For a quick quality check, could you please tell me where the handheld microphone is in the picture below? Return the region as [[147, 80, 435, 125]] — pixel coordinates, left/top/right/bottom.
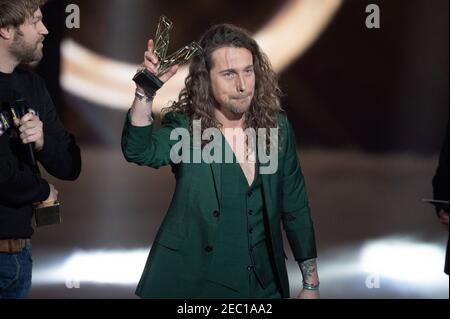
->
[[15, 97, 38, 171]]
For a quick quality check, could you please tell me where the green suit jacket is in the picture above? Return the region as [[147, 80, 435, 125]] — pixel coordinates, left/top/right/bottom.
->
[[122, 111, 317, 298]]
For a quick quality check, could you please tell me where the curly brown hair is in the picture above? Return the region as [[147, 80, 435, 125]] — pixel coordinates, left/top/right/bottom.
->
[[164, 24, 283, 148]]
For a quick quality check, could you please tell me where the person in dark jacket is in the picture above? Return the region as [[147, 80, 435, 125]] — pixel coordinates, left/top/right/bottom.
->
[[0, 0, 81, 298], [432, 124, 449, 275]]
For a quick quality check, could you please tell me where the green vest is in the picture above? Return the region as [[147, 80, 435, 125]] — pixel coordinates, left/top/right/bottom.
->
[[206, 136, 277, 293]]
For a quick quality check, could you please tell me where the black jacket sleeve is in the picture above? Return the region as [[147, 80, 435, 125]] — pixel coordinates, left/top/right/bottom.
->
[[35, 83, 81, 181], [0, 150, 51, 205]]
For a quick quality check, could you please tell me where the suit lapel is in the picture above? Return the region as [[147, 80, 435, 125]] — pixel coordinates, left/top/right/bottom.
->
[[210, 162, 221, 208]]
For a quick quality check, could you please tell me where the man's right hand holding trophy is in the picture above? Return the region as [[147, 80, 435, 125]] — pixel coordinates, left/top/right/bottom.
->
[[130, 38, 179, 127], [130, 16, 202, 127]]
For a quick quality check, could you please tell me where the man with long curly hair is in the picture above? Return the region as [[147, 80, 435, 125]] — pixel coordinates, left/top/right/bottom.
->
[[122, 24, 319, 299]]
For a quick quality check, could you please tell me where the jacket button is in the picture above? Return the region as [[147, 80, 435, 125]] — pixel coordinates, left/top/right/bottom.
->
[[247, 266, 254, 271], [213, 210, 220, 218], [205, 246, 213, 252], [248, 209, 253, 215], [247, 191, 253, 197]]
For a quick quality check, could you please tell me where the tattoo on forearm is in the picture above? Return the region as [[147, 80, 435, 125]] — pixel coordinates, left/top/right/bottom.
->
[[300, 259, 316, 281]]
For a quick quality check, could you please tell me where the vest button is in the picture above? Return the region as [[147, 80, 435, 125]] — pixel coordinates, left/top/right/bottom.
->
[[248, 210, 253, 215], [205, 246, 213, 252], [247, 191, 253, 197], [213, 210, 220, 218], [249, 228, 253, 234]]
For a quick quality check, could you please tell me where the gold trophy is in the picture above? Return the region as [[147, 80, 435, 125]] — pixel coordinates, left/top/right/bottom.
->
[[133, 16, 202, 95]]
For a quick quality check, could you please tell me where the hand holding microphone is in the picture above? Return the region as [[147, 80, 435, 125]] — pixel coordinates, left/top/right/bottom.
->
[[15, 99, 44, 152], [15, 99, 58, 202]]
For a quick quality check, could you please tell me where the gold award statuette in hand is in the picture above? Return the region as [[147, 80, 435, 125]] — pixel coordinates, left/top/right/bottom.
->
[[133, 16, 202, 96]]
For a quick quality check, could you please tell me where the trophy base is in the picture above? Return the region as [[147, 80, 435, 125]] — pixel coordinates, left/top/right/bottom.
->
[[133, 69, 164, 96], [33, 201, 61, 227]]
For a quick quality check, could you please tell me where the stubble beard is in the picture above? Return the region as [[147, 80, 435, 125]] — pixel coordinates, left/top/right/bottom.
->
[[226, 96, 253, 115], [9, 28, 43, 64]]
